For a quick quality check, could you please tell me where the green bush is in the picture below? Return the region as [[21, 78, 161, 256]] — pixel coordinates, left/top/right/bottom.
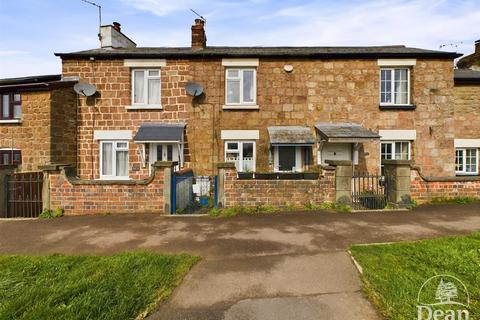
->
[[430, 196, 480, 205], [39, 208, 64, 219]]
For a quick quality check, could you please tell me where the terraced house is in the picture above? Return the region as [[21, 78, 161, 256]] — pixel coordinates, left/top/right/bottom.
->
[[56, 19, 463, 181]]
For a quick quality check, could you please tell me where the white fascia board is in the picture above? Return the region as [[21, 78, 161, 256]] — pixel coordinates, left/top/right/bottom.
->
[[454, 139, 480, 148], [379, 130, 416, 141], [222, 59, 259, 67], [124, 59, 167, 67], [94, 130, 132, 140], [221, 130, 260, 140], [377, 59, 417, 66]]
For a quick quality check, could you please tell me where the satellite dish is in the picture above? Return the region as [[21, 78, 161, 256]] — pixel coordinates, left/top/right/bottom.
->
[[185, 82, 204, 97], [74, 82, 97, 97]]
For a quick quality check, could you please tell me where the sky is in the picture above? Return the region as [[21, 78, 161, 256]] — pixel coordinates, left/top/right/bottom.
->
[[0, 0, 479, 78]]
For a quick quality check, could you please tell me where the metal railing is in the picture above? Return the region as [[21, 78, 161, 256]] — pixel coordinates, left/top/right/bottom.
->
[[6, 172, 43, 218], [352, 173, 391, 210]]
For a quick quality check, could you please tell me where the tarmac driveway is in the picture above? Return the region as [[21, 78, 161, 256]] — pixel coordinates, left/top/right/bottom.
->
[[1, 204, 480, 319]]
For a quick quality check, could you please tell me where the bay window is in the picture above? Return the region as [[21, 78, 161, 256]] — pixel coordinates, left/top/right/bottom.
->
[[380, 68, 410, 105], [456, 148, 478, 175], [225, 141, 255, 172], [225, 68, 256, 106], [132, 69, 161, 107], [100, 141, 129, 179]]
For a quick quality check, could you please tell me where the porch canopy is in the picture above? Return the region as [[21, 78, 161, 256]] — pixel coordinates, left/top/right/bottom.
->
[[315, 122, 380, 143], [267, 126, 315, 146], [133, 122, 186, 143]]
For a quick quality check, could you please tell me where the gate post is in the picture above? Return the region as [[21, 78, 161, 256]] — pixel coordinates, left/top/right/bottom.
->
[[383, 160, 412, 206], [326, 160, 353, 205], [216, 162, 236, 208], [0, 164, 18, 218], [154, 161, 177, 214]]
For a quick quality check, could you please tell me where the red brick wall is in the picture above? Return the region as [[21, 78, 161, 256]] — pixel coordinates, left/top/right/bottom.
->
[[411, 170, 480, 203], [48, 167, 166, 215], [223, 167, 335, 208]]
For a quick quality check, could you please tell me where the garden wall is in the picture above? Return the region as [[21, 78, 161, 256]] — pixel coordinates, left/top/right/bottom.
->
[[45, 162, 173, 215], [411, 169, 480, 203], [221, 165, 336, 208]]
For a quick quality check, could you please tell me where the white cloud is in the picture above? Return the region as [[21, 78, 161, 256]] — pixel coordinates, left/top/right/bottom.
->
[[0, 54, 61, 78], [120, 0, 209, 16]]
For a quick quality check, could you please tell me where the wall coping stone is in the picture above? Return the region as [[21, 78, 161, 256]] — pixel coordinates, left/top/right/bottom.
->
[[217, 162, 236, 169], [39, 164, 72, 172], [153, 161, 177, 168], [0, 164, 19, 170]]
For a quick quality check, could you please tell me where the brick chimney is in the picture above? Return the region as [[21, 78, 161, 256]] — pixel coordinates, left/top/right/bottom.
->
[[191, 19, 206, 50], [476, 39, 480, 54]]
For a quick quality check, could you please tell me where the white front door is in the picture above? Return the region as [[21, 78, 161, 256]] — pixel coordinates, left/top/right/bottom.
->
[[149, 143, 180, 169], [321, 143, 352, 164]]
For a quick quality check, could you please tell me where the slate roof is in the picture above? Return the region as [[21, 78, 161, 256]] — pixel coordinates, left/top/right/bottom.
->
[[0, 74, 61, 86], [55, 46, 461, 59], [454, 69, 480, 84], [133, 122, 186, 142], [267, 126, 315, 145], [315, 122, 380, 141]]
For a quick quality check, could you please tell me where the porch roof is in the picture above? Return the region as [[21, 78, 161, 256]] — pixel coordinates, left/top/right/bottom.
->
[[315, 122, 380, 143], [133, 122, 186, 143], [267, 126, 315, 146]]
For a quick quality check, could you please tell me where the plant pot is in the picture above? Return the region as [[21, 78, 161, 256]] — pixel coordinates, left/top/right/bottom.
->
[[255, 173, 278, 180], [303, 172, 319, 180], [238, 172, 254, 180], [199, 197, 209, 206], [278, 173, 303, 180]]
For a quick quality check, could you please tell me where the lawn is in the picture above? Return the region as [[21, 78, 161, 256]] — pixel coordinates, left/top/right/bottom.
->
[[350, 233, 480, 320], [0, 251, 199, 320]]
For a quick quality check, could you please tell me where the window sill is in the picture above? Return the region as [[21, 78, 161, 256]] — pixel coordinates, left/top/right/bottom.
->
[[98, 177, 131, 181], [0, 119, 22, 124], [125, 105, 163, 110], [379, 104, 416, 111], [222, 104, 259, 110]]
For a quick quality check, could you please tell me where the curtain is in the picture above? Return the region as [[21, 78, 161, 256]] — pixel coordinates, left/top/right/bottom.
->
[[116, 150, 128, 176], [102, 143, 113, 176], [148, 78, 160, 105], [134, 71, 145, 104]]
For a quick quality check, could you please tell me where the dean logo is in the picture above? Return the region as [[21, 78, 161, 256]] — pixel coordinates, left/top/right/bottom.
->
[[417, 275, 470, 320]]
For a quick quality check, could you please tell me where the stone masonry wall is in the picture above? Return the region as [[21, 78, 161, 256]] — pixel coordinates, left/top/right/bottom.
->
[[410, 170, 480, 203], [223, 167, 335, 208], [48, 167, 166, 215], [63, 57, 455, 178], [50, 87, 77, 165], [454, 84, 480, 139]]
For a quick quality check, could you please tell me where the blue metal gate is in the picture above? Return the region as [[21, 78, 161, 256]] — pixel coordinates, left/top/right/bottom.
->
[[171, 169, 194, 214]]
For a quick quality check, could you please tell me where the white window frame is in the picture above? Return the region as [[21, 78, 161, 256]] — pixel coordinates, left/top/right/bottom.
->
[[131, 68, 161, 108], [273, 146, 304, 173], [99, 140, 129, 180], [455, 148, 479, 175], [224, 140, 256, 172], [225, 68, 257, 107], [381, 141, 411, 161], [379, 67, 411, 106]]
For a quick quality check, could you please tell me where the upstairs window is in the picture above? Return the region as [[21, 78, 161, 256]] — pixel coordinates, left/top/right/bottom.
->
[[132, 69, 161, 107], [380, 68, 410, 105], [1, 93, 22, 120], [456, 148, 478, 175], [0, 149, 22, 165], [225, 68, 256, 105]]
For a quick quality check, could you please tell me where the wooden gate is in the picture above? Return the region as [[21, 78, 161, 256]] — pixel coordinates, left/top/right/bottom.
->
[[6, 172, 43, 218], [352, 172, 392, 210]]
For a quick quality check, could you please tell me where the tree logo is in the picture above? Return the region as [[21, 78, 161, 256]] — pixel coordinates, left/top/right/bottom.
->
[[417, 275, 470, 320]]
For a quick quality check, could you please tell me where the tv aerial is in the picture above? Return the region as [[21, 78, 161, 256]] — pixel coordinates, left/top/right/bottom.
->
[[185, 82, 204, 97], [74, 82, 97, 97]]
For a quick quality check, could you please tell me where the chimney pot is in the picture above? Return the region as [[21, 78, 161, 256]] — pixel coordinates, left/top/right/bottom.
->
[[113, 22, 121, 32], [191, 19, 206, 50]]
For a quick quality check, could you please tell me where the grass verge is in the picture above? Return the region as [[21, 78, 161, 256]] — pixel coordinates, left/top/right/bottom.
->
[[0, 251, 199, 320], [349, 233, 480, 319]]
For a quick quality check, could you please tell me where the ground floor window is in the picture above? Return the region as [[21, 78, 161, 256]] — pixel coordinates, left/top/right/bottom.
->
[[456, 148, 478, 175], [381, 141, 411, 175], [100, 141, 129, 179], [225, 141, 255, 172], [0, 149, 21, 165], [273, 146, 312, 172]]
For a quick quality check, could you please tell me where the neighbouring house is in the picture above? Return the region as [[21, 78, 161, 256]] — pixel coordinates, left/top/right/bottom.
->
[[0, 75, 77, 171], [54, 20, 462, 181], [457, 40, 480, 70], [453, 68, 480, 176]]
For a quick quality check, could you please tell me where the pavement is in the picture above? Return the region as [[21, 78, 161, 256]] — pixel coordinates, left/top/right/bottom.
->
[[1, 204, 480, 319]]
